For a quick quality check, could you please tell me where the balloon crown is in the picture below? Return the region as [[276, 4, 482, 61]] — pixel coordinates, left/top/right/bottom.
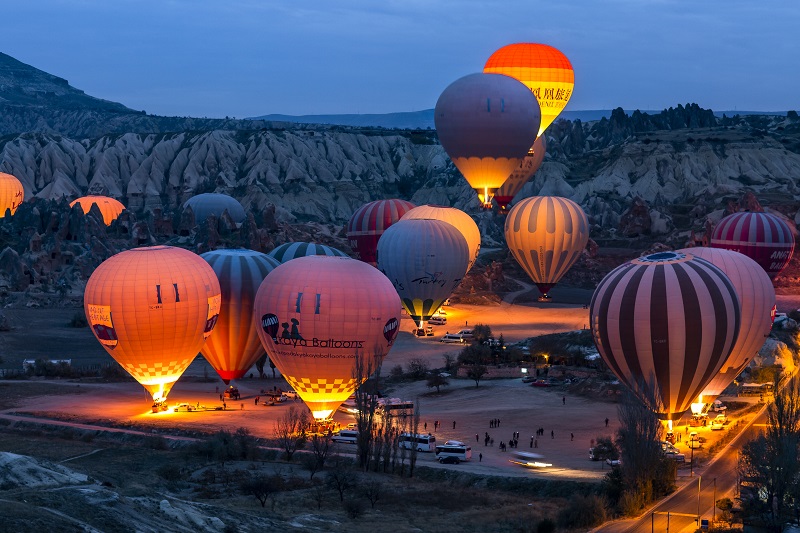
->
[[639, 251, 686, 263]]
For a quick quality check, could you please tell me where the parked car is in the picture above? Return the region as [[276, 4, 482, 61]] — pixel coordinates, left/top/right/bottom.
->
[[173, 403, 196, 412], [606, 458, 621, 466], [438, 455, 461, 464], [283, 390, 299, 400], [414, 328, 427, 337]]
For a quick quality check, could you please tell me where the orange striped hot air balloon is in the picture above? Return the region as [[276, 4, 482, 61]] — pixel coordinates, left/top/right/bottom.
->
[[0, 172, 24, 218], [484, 43, 575, 138], [70, 195, 126, 226], [84, 246, 221, 404], [200, 249, 280, 384], [494, 135, 546, 212]]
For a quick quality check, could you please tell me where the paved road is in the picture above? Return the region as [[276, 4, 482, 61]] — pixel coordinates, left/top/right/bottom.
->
[[596, 403, 768, 533]]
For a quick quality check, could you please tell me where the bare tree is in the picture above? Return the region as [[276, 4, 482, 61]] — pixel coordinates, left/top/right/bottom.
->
[[353, 349, 383, 470], [239, 473, 283, 508], [738, 373, 800, 531], [273, 405, 310, 461], [304, 433, 333, 479], [326, 457, 357, 502], [466, 364, 488, 387], [406, 357, 429, 380], [255, 353, 267, 379], [361, 478, 384, 509], [442, 353, 455, 371]]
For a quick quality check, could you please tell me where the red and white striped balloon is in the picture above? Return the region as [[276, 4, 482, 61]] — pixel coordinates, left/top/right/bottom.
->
[[590, 251, 741, 420], [710, 211, 795, 278], [346, 199, 416, 266]]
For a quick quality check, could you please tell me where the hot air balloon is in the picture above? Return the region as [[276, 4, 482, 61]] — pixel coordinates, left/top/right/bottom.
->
[[677, 247, 775, 400], [710, 211, 795, 278], [84, 246, 221, 405], [401, 204, 481, 272], [377, 219, 469, 324], [590, 251, 741, 420], [182, 193, 246, 225], [346, 199, 416, 266], [484, 43, 575, 138], [70, 195, 126, 226], [505, 196, 589, 299], [494, 135, 546, 212], [268, 242, 348, 263], [253, 256, 400, 419], [200, 249, 281, 384], [434, 73, 541, 208], [0, 172, 24, 218]]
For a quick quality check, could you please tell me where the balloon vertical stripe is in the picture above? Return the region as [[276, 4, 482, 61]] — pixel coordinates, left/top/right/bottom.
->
[[590, 251, 740, 420], [346, 199, 416, 265], [711, 211, 795, 278]]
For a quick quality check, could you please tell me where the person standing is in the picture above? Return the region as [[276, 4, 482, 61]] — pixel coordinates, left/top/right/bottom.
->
[[605, 417, 609, 427], [479, 453, 482, 462], [453, 421, 457, 430]]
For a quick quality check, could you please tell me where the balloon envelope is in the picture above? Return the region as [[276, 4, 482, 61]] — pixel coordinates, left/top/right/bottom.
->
[[84, 246, 222, 403], [377, 219, 469, 322], [434, 73, 540, 207], [590, 251, 740, 420], [268, 242, 348, 263], [677, 247, 775, 399], [347, 199, 416, 265], [710, 211, 795, 278], [484, 43, 575, 137], [401, 205, 481, 272], [0, 172, 24, 218], [494, 135, 546, 211], [200, 249, 281, 383], [70, 195, 125, 226], [183, 193, 246, 225], [253, 256, 400, 419], [505, 196, 589, 296]]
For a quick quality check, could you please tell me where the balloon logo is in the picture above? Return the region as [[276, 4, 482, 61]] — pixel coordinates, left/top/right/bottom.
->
[[262, 313, 280, 340], [383, 317, 399, 345]]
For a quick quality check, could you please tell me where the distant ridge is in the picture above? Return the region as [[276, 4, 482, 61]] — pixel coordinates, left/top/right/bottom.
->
[[249, 108, 788, 130]]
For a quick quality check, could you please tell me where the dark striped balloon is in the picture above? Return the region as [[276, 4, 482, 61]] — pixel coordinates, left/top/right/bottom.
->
[[589, 251, 741, 420], [268, 242, 348, 263], [346, 199, 416, 265], [200, 249, 281, 383], [710, 211, 795, 278]]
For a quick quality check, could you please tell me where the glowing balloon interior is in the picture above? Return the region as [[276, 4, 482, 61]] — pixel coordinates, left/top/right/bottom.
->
[[0, 172, 24, 218], [84, 246, 222, 403], [70, 195, 125, 226], [434, 73, 541, 208], [590, 251, 741, 420], [347, 199, 416, 265], [200, 249, 281, 384], [254, 256, 400, 419], [484, 43, 575, 137]]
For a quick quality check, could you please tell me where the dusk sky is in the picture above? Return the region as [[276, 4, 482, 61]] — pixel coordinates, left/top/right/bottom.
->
[[4, 1, 797, 118]]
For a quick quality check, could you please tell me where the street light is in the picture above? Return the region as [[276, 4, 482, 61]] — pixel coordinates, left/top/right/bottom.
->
[[690, 433, 698, 476]]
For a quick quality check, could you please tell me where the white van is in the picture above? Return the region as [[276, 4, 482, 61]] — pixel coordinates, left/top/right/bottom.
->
[[331, 430, 359, 444], [440, 333, 466, 344], [429, 316, 447, 325], [457, 329, 474, 339]]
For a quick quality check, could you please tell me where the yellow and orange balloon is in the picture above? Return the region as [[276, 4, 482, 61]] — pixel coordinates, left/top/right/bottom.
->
[[0, 172, 24, 218], [85, 246, 221, 403], [70, 195, 126, 226], [484, 43, 575, 138]]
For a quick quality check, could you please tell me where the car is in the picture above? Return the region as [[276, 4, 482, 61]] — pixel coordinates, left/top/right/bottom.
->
[[173, 402, 196, 412], [710, 421, 724, 430], [530, 379, 553, 387], [440, 334, 466, 343], [438, 455, 460, 464], [664, 450, 686, 462], [442, 298, 451, 306], [426, 326, 434, 336], [283, 390, 299, 400], [414, 328, 427, 337], [606, 458, 621, 466], [429, 316, 447, 325]]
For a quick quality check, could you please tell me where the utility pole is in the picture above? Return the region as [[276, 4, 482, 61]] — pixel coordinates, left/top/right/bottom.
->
[[712, 477, 717, 526], [697, 476, 702, 525]]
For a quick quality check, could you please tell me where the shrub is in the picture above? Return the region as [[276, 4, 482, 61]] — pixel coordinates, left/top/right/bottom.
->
[[157, 463, 183, 482], [557, 493, 607, 528], [68, 312, 88, 328], [536, 518, 556, 533], [343, 498, 365, 519]]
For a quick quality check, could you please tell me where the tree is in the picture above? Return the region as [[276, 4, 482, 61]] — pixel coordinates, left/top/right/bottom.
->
[[326, 458, 357, 502], [304, 433, 333, 480], [466, 364, 488, 387], [471, 324, 492, 345], [442, 353, 455, 371], [426, 373, 449, 393], [353, 350, 383, 470], [255, 353, 267, 379], [273, 405, 310, 460], [239, 474, 283, 508], [361, 478, 383, 509], [406, 357, 429, 380], [738, 373, 800, 531], [458, 344, 492, 365]]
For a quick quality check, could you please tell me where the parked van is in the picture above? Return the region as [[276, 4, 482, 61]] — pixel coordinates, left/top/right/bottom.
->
[[457, 329, 474, 339], [331, 430, 359, 444], [440, 333, 466, 344], [429, 316, 447, 325]]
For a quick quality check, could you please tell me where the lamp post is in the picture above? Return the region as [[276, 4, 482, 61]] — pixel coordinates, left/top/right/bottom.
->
[[697, 476, 702, 524], [690, 433, 698, 476], [712, 477, 717, 526]]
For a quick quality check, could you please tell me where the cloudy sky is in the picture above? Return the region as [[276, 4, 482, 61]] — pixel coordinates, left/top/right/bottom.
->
[[3, 1, 797, 118]]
